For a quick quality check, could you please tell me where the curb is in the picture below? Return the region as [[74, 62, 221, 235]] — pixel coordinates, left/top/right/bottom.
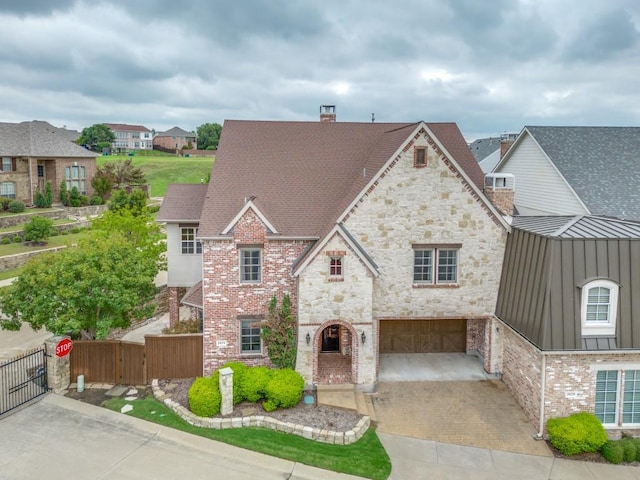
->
[[151, 379, 370, 445]]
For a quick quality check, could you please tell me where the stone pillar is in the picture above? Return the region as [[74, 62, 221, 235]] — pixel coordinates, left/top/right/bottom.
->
[[219, 367, 234, 415], [44, 336, 71, 394]]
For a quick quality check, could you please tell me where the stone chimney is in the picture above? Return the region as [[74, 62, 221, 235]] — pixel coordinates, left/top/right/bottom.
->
[[500, 132, 518, 158], [484, 173, 515, 216], [320, 105, 336, 122]]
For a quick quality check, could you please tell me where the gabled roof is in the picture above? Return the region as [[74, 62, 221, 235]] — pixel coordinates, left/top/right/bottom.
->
[[198, 120, 485, 238], [104, 123, 151, 133], [501, 126, 640, 220], [468, 137, 500, 162], [156, 127, 195, 138], [0, 120, 96, 157], [181, 281, 203, 308], [478, 149, 500, 174], [512, 215, 640, 239], [157, 184, 209, 222]]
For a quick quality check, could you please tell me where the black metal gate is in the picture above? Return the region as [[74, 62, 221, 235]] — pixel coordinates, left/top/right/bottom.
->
[[0, 348, 47, 416]]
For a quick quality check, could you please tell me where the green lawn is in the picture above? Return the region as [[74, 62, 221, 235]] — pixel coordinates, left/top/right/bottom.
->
[[103, 396, 391, 480], [0, 218, 75, 234], [0, 232, 85, 257], [98, 154, 214, 197], [0, 266, 22, 281]]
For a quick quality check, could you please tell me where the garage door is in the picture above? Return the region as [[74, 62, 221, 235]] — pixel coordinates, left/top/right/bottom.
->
[[379, 319, 467, 353]]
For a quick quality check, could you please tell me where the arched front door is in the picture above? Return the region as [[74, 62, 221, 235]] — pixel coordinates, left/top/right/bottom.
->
[[315, 322, 355, 384]]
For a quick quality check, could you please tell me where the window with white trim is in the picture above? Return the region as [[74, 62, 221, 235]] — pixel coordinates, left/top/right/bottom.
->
[[581, 279, 618, 336], [180, 227, 202, 254], [594, 369, 640, 427], [240, 318, 261, 354], [0, 182, 15, 199], [239, 248, 261, 283], [65, 165, 86, 194], [413, 245, 460, 285]]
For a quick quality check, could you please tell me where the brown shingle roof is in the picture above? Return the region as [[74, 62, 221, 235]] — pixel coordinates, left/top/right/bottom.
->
[[198, 120, 483, 238], [104, 123, 151, 133], [157, 184, 209, 222], [181, 281, 203, 308]]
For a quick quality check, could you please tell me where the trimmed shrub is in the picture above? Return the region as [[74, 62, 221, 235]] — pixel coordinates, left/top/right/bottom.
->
[[0, 197, 11, 210], [219, 361, 248, 405], [621, 439, 636, 463], [61, 230, 70, 235], [1, 237, 10, 245], [12, 235, 22, 243], [8, 200, 24, 213], [241, 366, 272, 402], [59, 181, 69, 206], [188, 377, 221, 417], [69, 187, 81, 207], [601, 440, 624, 464], [263, 368, 305, 412], [71, 227, 81, 234], [50, 230, 59, 237], [90, 195, 104, 206], [546, 412, 608, 456], [632, 438, 640, 462], [24, 216, 54, 243]]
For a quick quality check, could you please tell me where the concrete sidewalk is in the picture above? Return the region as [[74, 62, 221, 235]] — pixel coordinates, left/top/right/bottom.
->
[[379, 433, 640, 479], [0, 394, 365, 480]]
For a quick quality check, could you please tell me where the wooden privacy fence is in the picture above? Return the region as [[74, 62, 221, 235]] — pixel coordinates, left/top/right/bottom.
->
[[70, 334, 202, 385]]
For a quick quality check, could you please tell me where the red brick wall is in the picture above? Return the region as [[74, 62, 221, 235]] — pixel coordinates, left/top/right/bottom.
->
[[202, 208, 312, 374]]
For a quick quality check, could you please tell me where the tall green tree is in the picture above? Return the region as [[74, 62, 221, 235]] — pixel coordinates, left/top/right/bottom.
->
[[77, 124, 115, 151], [0, 209, 165, 339], [196, 122, 222, 150], [261, 294, 297, 369]]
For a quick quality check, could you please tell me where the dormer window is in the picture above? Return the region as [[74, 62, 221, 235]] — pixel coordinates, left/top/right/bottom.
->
[[581, 279, 619, 336], [326, 250, 345, 282], [414, 147, 427, 167]]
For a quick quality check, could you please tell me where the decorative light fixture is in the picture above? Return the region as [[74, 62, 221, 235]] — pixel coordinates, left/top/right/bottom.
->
[[306, 332, 311, 345], [361, 331, 366, 345]]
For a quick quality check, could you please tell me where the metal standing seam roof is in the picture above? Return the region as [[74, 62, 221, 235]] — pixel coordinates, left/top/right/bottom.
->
[[0, 120, 96, 157], [525, 126, 640, 220], [197, 120, 485, 239], [512, 215, 640, 239]]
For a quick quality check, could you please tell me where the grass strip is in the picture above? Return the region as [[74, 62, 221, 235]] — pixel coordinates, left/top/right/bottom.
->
[[103, 396, 391, 480]]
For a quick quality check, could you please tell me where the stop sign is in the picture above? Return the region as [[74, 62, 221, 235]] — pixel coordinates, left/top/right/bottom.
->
[[55, 338, 73, 358]]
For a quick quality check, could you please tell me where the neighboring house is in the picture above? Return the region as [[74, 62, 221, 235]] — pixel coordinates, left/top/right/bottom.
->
[[493, 126, 640, 220], [153, 127, 197, 151], [104, 123, 153, 151], [496, 215, 640, 435], [469, 134, 518, 174], [159, 112, 511, 389], [0, 120, 98, 204]]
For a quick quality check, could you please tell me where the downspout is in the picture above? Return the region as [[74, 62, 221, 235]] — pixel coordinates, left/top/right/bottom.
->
[[536, 237, 554, 440], [28, 157, 33, 205], [536, 353, 546, 439]]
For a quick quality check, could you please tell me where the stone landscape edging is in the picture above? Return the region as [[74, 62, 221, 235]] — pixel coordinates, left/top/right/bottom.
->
[[151, 379, 370, 445]]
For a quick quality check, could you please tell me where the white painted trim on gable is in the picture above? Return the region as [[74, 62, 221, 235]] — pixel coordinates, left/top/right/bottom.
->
[[221, 200, 278, 235], [335, 122, 511, 231], [292, 224, 379, 278], [495, 128, 591, 215]]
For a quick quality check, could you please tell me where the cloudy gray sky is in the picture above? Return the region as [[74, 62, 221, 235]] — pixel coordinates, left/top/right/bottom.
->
[[1, 0, 639, 140]]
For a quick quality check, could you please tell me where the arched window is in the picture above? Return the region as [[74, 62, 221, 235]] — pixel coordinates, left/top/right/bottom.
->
[[0, 181, 15, 199], [581, 279, 619, 336]]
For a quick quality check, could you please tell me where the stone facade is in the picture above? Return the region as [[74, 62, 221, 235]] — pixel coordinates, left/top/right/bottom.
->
[[202, 208, 311, 374]]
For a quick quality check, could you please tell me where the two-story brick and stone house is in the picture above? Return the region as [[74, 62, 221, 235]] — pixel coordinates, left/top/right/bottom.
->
[[158, 112, 511, 389]]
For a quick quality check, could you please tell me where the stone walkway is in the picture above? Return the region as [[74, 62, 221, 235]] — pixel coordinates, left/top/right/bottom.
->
[[373, 380, 552, 457]]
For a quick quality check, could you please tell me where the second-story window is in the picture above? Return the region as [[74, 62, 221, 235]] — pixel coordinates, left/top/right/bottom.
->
[[240, 248, 262, 283], [180, 227, 202, 254]]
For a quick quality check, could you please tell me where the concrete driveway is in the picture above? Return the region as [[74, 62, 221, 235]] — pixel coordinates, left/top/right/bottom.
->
[[373, 354, 552, 457], [0, 395, 364, 480]]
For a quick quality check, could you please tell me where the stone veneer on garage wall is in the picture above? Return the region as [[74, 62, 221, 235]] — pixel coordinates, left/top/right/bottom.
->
[[202, 208, 311, 374], [501, 318, 640, 436]]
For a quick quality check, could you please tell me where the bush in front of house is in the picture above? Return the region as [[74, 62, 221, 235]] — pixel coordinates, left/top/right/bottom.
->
[[601, 440, 624, 464], [12, 235, 22, 243], [90, 195, 104, 206], [621, 439, 637, 463], [1, 237, 10, 245], [188, 376, 221, 417], [0, 197, 12, 211], [241, 366, 272, 402], [546, 412, 608, 456], [263, 368, 305, 412], [24, 216, 54, 243], [8, 200, 24, 213]]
